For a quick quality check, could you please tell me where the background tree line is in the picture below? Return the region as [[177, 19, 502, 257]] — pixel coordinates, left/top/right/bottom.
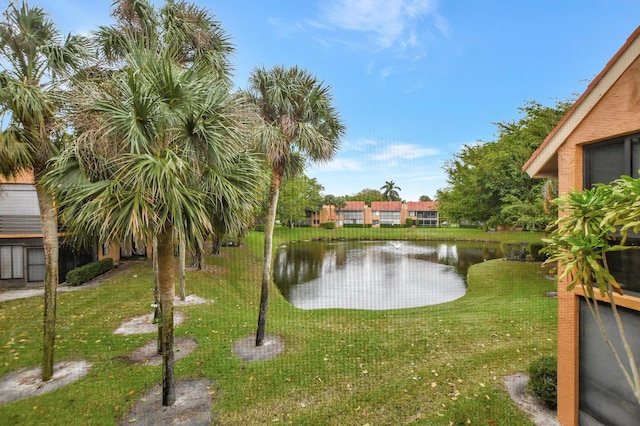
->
[[436, 99, 572, 230]]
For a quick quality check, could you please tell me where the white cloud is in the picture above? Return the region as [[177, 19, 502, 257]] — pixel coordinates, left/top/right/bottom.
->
[[344, 138, 379, 151], [369, 143, 439, 161], [318, 0, 444, 52], [313, 158, 363, 172]]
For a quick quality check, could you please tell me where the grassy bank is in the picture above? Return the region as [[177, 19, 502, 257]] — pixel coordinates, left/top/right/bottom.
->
[[270, 226, 545, 246], [0, 229, 556, 425]]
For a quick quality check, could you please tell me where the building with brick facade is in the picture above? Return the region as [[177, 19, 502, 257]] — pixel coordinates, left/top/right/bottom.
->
[[524, 25, 640, 426], [311, 200, 439, 228], [0, 171, 128, 289]]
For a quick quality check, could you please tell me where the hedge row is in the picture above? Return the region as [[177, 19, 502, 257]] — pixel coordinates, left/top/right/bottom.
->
[[65, 258, 114, 286]]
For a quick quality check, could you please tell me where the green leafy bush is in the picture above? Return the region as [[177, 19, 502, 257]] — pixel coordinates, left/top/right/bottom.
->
[[322, 221, 336, 229], [526, 355, 557, 409], [528, 242, 546, 261], [65, 258, 114, 286], [500, 241, 527, 260]]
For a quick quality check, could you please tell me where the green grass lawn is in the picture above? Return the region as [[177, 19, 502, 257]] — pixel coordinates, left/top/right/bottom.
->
[[0, 228, 556, 425]]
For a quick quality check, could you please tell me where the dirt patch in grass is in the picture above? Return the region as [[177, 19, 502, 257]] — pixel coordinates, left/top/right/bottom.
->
[[119, 379, 214, 426], [119, 337, 198, 366], [0, 360, 91, 404], [114, 294, 209, 335], [233, 334, 285, 361], [114, 312, 186, 335]]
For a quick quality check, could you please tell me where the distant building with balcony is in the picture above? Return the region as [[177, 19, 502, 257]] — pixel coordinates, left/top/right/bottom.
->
[[406, 201, 439, 227], [311, 200, 438, 228]]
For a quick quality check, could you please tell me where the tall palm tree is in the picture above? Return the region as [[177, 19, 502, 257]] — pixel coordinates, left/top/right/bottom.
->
[[0, 1, 89, 381], [381, 180, 401, 201], [95, 0, 238, 333], [246, 65, 345, 346], [47, 0, 264, 406]]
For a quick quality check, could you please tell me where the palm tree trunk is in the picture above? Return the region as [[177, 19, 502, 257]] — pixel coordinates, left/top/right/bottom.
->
[[157, 224, 175, 406], [212, 233, 223, 256], [191, 238, 206, 269], [36, 186, 59, 381], [152, 236, 162, 354], [178, 232, 186, 301], [256, 168, 282, 346]]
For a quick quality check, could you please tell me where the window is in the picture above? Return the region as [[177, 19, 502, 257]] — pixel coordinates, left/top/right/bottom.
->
[[27, 248, 45, 282], [343, 211, 362, 221], [379, 211, 400, 225], [102, 242, 110, 256], [579, 300, 640, 424], [409, 211, 416, 216], [417, 211, 437, 219], [583, 133, 640, 296], [0, 246, 24, 280], [583, 133, 640, 187]]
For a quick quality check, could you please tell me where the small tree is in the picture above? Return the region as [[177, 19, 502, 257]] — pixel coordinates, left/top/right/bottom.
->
[[544, 177, 640, 406], [246, 65, 345, 346]]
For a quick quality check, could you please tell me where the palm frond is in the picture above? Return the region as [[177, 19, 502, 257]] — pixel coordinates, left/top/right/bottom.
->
[[0, 125, 36, 176]]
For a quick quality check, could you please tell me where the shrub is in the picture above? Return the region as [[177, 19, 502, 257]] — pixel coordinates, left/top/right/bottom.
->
[[65, 258, 114, 286], [406, 218, 414, 227], [253, 224, 265, 232], [323, 221, 336, 230], [526, 355, 557, 410], [528, 242, 546, 261], [500, 241, 527, 260]]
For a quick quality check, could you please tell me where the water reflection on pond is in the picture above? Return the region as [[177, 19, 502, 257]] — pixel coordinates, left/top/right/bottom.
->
[[273, 240, 502, 310]]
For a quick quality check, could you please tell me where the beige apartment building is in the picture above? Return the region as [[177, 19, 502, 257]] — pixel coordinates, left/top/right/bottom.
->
[[310, 200, 438, 228]]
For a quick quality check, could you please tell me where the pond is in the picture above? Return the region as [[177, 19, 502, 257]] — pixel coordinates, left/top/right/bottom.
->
[[273, 240, 503, 310]]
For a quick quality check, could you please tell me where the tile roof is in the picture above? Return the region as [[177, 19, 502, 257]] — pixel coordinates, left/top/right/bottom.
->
[[406, 201, 438, 211], [344, 201, 365, 211], [371, 201, 402, 211]]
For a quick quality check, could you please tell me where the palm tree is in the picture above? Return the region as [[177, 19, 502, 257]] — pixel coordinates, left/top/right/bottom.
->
[[381, 180, 401, 201], [334, 196, 347, 225], [46, 0, 264, 406], [246, 65, 345, 346], [0, 1, 89, 381]]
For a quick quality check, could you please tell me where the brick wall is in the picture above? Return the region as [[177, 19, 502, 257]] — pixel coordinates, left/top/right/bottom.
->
[[553, 53, 640, 426]]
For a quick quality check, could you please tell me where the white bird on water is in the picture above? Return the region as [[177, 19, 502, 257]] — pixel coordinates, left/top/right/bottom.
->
[[389, 241, 404, 249]]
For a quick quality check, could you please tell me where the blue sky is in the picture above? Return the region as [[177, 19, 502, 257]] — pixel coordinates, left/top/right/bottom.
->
[[31, 0, 640, 201]]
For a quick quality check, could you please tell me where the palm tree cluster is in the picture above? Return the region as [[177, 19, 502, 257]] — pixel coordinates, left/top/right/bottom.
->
[[0, 0, 344, 407]]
